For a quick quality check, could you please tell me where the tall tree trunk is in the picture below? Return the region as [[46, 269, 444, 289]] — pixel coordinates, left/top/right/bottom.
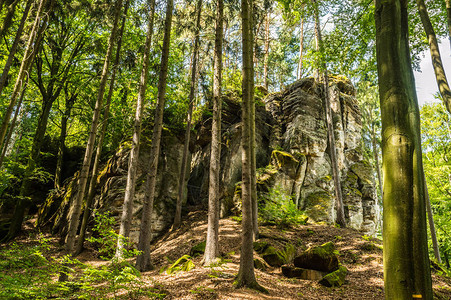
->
[[64, 0, 123, 254], [446, 0, 451, 50], [0, 0, 32, 97], [135, 0, 173, 272], [174, 0, 202, 229], [263, 11, 270, 89], [424, 176, 441, 263], [203, 0, 223, 266], [79, 0, 130, 257], [297, 14, 304, 80], [313, 0, 346, 228], [370, 120, 383, 197], [0, 0, 20, 42], [249, 0, 258, 241], [112, 0, 152, 260], [0, 78, 27, 168], [416, 0, 451, 114], [235, 0, 264, 291], [0, 0, 47, 157], [375, 0, 433, 298], [54, 92, 76, 190]]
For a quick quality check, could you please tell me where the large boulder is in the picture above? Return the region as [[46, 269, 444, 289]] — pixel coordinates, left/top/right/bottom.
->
[[293, 242, 339, 273]]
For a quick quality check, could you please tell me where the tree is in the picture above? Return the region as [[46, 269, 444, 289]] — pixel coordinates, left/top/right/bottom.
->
[[375, 0, 432, 298], [114, 0, 154, 260], [135, 0, 174, 272], [65, 0, 123, 254], [174, 0, 203, 229], [75, 0, 131, 256], [446, 0, 451, 49], [313, 0, 346, 228], [235, 0, 264, 291], [0, 0, 47, 166], [203, 0, 223, 266], [416, 0, 451, 114]]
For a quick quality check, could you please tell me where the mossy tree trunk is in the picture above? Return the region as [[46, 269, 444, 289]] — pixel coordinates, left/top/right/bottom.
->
[[375, 0, 433, 298], [114, 0, 154, 260], [203, 0, 223, 266], [174, 0, 202, 229], [65, 0, 122, 254], [135, 0, 173, 272], [0, 0, 20, 42], [416, 0, 451, 114], [424, 176, 441, 263], [313, 0, 346, 228], [263, 10, 270, 89]]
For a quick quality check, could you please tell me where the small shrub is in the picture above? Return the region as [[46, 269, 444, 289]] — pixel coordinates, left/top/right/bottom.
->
[[260, 187, 308, 226]]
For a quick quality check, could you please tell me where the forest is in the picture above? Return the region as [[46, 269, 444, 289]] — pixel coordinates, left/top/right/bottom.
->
[[0, 0, 451, 299]]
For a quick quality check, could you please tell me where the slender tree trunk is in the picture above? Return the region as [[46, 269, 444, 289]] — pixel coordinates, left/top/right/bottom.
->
[[416, 0, 451, 114], [313, 0, 346, 228], [174, 0, 202, 229], [203, 0, 223, 266], [445, 250, 450, 269], [54, 93, 76, 190], [249, 1, 258, 241], [263, 11, 270, 89], [370, 112, 383, 197], [0, 78, 27, 168], [0, 0, 20, 42], [135, 0, 173, 272], [424, 175, 441, 263], [375, 0, 433, 298], [65, 0, 123, 254], [236, 0, 264, 291], [446, 0, 451, 50], [0, 0, 32, 97], [297, 13, 304, 80], [0, 0, 47, 156], [79, 0, 130, 257]]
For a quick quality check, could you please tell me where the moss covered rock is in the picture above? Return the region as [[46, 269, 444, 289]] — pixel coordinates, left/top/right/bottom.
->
[[253, 241, 269, 254], [293, 242, 339, 272], [319, 265, 348, 287], [281, 265, 327, 280], [303, 191, 333, 223]]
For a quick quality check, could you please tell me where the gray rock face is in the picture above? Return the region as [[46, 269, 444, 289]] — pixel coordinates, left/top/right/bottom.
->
[[40, 76, 379, 242]]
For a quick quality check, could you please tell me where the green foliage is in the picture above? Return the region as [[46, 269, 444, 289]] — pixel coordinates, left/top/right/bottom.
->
[[87, 211, 140, 260], [260, 187, 308, 226], [162, 255, 195, 275]]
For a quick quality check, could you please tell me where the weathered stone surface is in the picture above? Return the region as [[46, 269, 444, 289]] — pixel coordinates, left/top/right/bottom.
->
[[319, 265, 348, 287], [253, 241, 269, 254], [262, 246, 284, 267], [254, 257, 270, 271], [281, 265, 327, 280], [39, 76, 380, 242], [294, 242, 339, 273]]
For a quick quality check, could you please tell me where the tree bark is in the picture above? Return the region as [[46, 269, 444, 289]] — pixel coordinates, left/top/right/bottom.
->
[[297, 9, 304, 80], [174, 0, 202, 229], [0, 78, 27, 168], [113, 0, 152, 260], [424, 175, 441, 263], [0, 0, 46, 158], [65, 0, 122, 254], [0, 0, 32, 97], [203, 0, 223, 266], [262, 11, 270, 89], [235, 0, 264, 291], [54, 92, 76, 190], [135, 0, 173, 272], [416, 0, 451, 114], [375, 0, 433, 298], [313, 0, 346, 228]]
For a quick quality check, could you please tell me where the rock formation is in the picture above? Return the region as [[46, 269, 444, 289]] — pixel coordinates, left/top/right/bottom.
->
[[39, 76, 380, 243]]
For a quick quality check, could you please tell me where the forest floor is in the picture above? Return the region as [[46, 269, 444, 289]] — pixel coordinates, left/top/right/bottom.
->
[[1, 208, 451, 299]]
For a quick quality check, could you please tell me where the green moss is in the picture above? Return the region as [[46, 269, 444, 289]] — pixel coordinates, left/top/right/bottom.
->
[[190, 241, 206, 257], [165, 255, 195, 275], [253, 241, 269, 254], [319, 265, 348, 287]]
